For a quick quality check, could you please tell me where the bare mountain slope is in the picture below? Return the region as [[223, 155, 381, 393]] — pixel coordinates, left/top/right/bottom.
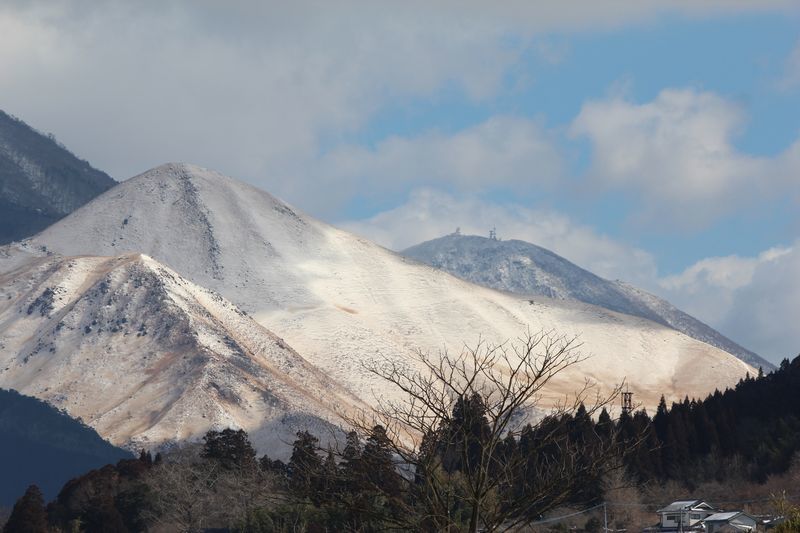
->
[[0, 249, 360, 453], [402, 234, 771, 370], [19, 163, 755, 412]]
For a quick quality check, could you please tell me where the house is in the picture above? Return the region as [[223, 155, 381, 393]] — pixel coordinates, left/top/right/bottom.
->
[[656, 500, 717, 531], [703, 512, 759, 533]]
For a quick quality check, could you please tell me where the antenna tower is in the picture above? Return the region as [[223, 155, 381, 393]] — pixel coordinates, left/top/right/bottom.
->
[[489, 227, 497, 240], [621, 388, 633, 415]]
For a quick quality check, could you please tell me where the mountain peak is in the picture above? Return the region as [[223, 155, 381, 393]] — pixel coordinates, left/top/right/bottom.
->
[[33, 164, 319, 309], [0, 251, 359, 453], [12, 167, 758, 423], [403, 233, 772, 370], [133, 162, 224, 182]]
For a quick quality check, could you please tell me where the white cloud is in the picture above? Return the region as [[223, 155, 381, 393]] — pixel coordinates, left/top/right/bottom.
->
[[570, 88, 800, 228], [654, 244, 798, 363], [0, 2, 524, 186], [722, 245, 800, 362], [660, 247, 792, 292], [341, 188, 658, 284], [0, 1, 795, 199], [294, 116, 563, 216], [657, 247, 792, 324]]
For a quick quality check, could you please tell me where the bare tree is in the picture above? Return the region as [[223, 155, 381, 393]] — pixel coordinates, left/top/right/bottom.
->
[[143, 443, 278, 532], [348, 329, 625, 533], [144, 445, 222, 533]]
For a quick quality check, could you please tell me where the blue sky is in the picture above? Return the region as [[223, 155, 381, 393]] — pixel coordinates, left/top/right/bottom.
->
[[351, 11, 800, 273], [1, 1, 798, 362]]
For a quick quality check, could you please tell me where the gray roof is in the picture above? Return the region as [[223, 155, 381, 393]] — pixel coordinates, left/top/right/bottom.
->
[[705, 512, 756, 523], [657, 500, 715, 513], [705, 512, 742, 521]]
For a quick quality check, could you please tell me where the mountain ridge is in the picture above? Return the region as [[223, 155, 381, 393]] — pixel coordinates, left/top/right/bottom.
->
[[10, 163, 756, 414], [401, 233, 771, 370], [0, 110, 116, 244], [0, 248, 361, 454]]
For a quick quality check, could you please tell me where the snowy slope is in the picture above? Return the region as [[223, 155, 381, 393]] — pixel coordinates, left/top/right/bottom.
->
[[0, 249, 361, 454], [402, 234, 771, 370], [17, 163, 756, 413]]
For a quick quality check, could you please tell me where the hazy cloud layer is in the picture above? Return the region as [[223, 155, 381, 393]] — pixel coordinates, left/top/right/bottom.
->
[[658, 247, 792, 324], [0, 1, 523, 184]]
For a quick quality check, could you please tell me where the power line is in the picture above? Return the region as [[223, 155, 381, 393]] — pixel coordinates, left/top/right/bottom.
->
[[526, 503, 605, 525]]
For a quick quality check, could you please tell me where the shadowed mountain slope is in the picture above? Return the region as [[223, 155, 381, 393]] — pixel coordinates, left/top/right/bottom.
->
[[0, 110, 115, 244], [0, 388, 131, 506]]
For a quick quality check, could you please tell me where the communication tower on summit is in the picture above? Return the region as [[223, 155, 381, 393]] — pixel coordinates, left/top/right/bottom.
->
[[489, 227, 497, 240], [621, 387, 633, 415]]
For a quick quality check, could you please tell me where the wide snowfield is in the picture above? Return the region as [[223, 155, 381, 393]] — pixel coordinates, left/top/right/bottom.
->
[[0, 163, 755, 452]]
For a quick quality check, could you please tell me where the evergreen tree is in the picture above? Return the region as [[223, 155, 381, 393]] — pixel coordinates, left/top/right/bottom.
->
[[340, 430, 363, 490], [288, 430, 322, 502], [201, 428, 257, 471], [320, 447, 339, 504], [361, 425, 401, 498], [653, 396, 669, 444], [138, 449, 153, 465], [442, 393, 490, 475], [4, 485, 49, 533], [596, 407, 613, 443]]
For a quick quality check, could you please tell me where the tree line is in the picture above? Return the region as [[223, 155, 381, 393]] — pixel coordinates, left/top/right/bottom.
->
[[4, 333, 800, 532], [620, 357, 800, 486]]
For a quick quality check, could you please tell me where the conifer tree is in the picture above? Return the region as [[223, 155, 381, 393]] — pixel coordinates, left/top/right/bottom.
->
[[201, 428, 257, 471], [361, 425, 401, 499], [351, 331, 623, 533], [288, 430, 322, 502], [4, 485, 49, 533], [596, 407, 613, 443], [340, 430, 363, 489]]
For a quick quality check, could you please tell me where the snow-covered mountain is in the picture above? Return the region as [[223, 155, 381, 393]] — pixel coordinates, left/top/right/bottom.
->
[[0, 249, 360, 453], [402, 234, 771, 370], [5, 163, 754, 419], [0, 110, 115, 244]]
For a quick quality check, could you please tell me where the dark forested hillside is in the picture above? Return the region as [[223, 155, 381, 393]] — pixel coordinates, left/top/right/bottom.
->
[[0, 389, 131, 506], [621, 356, 800, 485], [0, 110, 115, 244]]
